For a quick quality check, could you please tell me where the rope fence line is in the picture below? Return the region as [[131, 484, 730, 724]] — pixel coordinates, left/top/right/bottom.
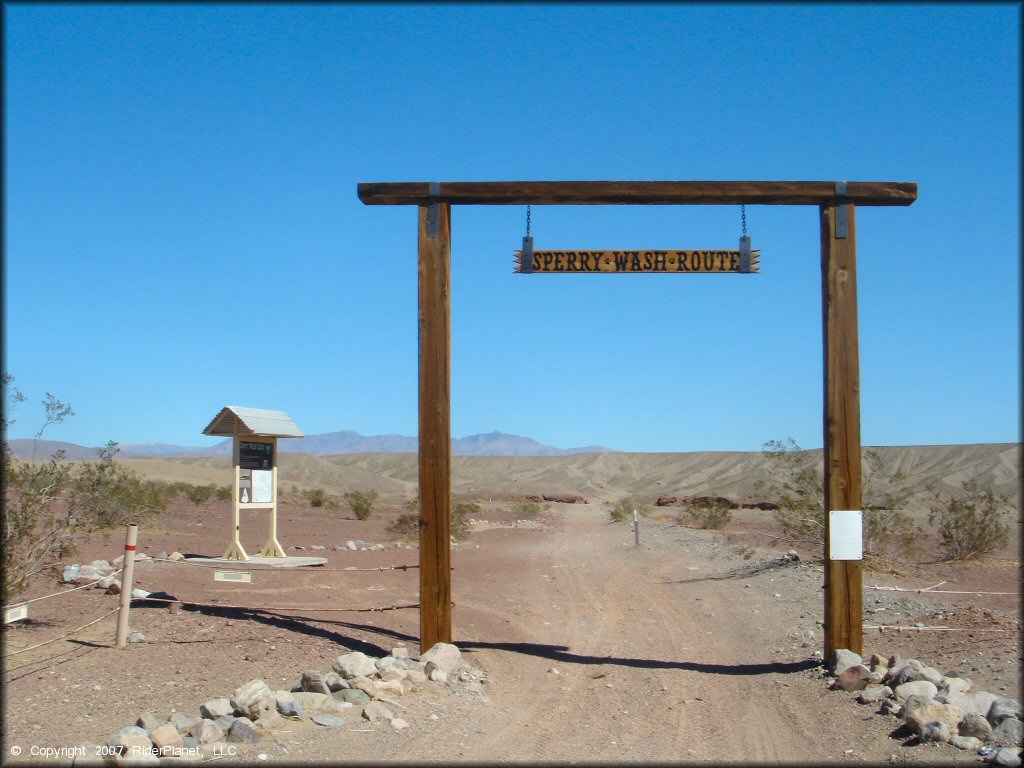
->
[[864, 624, 1018, 633], [136, 594, 426, 614], [2, 567, 126, 611], [142, 559, 419, 573], [2, 607, 120, 658], [867, 580, 1016, 596]]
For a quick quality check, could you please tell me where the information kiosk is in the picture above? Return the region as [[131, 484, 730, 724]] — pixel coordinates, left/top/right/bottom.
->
[[202, 406, 304, 560]]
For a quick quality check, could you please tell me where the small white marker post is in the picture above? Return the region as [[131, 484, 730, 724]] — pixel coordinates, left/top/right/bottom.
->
[[115, 523, 138, 648], [634, 509, 640, 546]]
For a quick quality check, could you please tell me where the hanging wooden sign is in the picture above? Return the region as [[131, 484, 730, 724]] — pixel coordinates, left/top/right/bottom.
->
[[514, 249, 759, 274]]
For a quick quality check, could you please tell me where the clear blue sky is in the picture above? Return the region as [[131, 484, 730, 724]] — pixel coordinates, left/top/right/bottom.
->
[[4, 4, 1020, 452]]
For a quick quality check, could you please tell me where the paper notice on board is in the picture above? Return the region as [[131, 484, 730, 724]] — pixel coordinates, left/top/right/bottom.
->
[[829, 510, 863, 560], [251, 470, 273, 504]]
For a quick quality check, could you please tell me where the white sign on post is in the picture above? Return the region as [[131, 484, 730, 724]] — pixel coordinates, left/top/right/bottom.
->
[[829, 510, 863, 560], [251, 470, 273, 504]]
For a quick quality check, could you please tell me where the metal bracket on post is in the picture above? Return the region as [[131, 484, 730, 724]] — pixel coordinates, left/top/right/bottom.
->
[[520, 235, 534, 273], [835, 181, 849, 239], [427, 182, 441, 238], [739, 235, 752, 273]]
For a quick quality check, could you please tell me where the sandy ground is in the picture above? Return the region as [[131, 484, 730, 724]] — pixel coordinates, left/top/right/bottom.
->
[[1, 498, 1019, 765]]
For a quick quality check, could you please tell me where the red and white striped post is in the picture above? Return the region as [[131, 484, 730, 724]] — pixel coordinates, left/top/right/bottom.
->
[[115, 524, 138, 648]]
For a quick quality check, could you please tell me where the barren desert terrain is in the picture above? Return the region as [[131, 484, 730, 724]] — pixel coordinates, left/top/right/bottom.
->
[[2, 445, 1020, 765]]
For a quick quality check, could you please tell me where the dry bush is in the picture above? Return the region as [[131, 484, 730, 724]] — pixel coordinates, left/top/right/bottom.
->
[[607, 496, 647, 523], [682, 497, 733, 530], [928, 479, 1012, 561], [512, 500, 549, 518], [343, 489, 379, 520]]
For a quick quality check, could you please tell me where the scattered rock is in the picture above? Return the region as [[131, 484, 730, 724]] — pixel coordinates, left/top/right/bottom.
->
[[333, 652, 377, 679], [949, 735, 983, 751], [231, 679, 272, 721], [333, 689, 371, 707], [902, 696, 962, 735], [199, 698, 233, 720], [226, 717, 262, 743], [324, 672, 349, 691], [310, 714, 345, 727], [989, 717, 1023, 748], [985, 747, 1022, 767], [832, 665, 871, 692], [391, 646, 410, 659], [420, 642, 462, 674], [390, 718, 410, 731], [168, 713, 193, 735], [168, 552, 185, 561], [149, 724, 183, 753], [190, 719, 223, 744], [918, 720, 950, 743], [989, 698, 1023, 726], [960, 712, 994, 740], [106, 725, 153, 754], [829, 648, 863, 677], [136, 712, 164, 734], [542, 494, 588, 504], [300, 670, 331, 695], [362, 701, 394, 722], [855, 686, 892, 704], [894, 680, 938, 703], [276, 700, 304, 720]]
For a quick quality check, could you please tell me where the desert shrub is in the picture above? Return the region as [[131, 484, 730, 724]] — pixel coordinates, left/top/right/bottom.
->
[[928, 479, 1011, 561], [303, 487, 333, 508], [69, 442, 170, 531], [452, 501, 477, 541], [183, 483, 215, 506], [215, 485, 232, 502], [684, 497, 733, 530], [758, 438, 825, 545], [607, 496, 647, 523], [512, 500, 548, 518], [344, 489, 379, 520], [2, 378, 168, 601], [387, 512, 420, 539], [385, 499, 475, 541]]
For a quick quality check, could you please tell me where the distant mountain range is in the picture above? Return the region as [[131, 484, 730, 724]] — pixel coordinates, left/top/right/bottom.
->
[[5, 429, 613, 460]]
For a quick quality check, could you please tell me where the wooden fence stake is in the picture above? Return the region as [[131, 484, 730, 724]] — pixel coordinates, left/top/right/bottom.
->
[[115, 523, 138, 648]]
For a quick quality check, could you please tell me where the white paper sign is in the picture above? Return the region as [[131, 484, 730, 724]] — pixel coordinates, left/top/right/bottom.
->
[[829, 510, 863, 560], [251, 470, 273, 504]]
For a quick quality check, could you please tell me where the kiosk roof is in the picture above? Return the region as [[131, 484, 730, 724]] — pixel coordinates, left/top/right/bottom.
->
[[202, 406, 304, 438]]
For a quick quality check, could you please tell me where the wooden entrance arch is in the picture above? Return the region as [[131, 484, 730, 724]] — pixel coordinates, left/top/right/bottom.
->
[[357, 180, 918, 657]]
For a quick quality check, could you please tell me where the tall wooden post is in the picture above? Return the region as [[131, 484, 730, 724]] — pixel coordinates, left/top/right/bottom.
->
[[820, 202, 863, 657], [418, 200, 453, 651]]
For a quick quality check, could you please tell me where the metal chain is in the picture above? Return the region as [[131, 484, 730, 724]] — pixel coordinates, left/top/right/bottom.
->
[[526, 205, 531, 237], [741, 204, 747, 236]]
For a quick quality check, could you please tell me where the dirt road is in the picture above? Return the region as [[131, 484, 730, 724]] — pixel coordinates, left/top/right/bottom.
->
[[267, 506, 978, 764]]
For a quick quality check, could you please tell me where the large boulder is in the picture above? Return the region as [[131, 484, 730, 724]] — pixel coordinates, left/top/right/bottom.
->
[[149, 724, 183, 755], [230, 679, 273, 721], [199, 698, 233, 720], [190, 719, 223, 744], [989, 716, 1023, 747], [894, 681, 938, 703], [989, 698, 1023, 727], [902, 696, 962, 736], [828, 649, 863, 677], [419, 643, 463, 674], [106, 725, 153, 755], [300, 670, 331, 695], [333, 652, 377, 679], [960, 712, 994, 740], [832, 665, 871, 692]]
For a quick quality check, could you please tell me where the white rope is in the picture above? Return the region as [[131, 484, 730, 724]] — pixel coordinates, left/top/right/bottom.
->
[[2, 607, 120, 658], [864, 625, 1017, 633], [2, 567, 125, 609], [867, 581, 1016, 596]]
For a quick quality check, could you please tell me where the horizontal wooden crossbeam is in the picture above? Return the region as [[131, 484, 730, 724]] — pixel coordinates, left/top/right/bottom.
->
[[358, 181, 917, 207]]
